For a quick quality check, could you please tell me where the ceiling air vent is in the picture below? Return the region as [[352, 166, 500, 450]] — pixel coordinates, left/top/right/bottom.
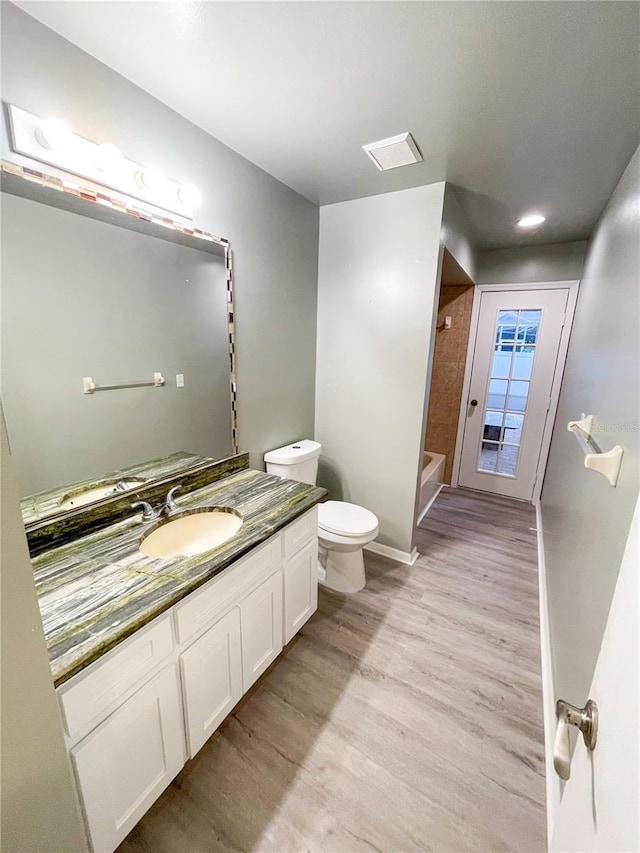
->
[[362, 132, 423, 171]]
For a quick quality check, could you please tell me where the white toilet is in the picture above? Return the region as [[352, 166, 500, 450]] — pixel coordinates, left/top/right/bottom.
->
[[264, 440, 379, 593]]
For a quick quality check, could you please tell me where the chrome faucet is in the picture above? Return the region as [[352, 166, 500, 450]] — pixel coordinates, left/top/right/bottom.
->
[[164, 485, 182, 513], [132, 485, 182, 521]]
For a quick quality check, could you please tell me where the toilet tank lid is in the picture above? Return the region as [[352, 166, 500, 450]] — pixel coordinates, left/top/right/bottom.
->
[[264, 439, 322, 465]]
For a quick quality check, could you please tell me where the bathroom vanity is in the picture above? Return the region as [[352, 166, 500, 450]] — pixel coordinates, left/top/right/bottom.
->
[[32, 463, 325, 853], [1, 158, 329, 852]]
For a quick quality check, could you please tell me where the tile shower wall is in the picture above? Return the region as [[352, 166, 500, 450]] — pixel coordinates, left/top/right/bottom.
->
[[425, 284, 475, 483]]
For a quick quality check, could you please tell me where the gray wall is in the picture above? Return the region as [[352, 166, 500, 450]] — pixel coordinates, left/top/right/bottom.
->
[[315, 183, 445, 554], [0, 7, 318, 847], [441, 186, 477, 282], [2, 192, 231, 496], [475, 240, 587, 285], [1, 412, 89, 853], [1, 3, 319, 471], [541, 145, 640, 706]]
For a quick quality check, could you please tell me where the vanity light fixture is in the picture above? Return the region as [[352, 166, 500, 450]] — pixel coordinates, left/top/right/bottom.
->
[[517, 213, 546, 228], [34, 118, 72, 151], [9, 104, 199, 219], [135, 167, 166, 191], [177, 184, 201, 208], [94, 143, 125, 172]]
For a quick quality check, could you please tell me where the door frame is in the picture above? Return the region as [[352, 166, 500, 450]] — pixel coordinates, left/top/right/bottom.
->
[[450, 280, 580, 502]]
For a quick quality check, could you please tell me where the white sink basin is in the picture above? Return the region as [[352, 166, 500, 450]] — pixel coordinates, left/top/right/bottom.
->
[[139, 508, 243, 559], [59, 479, 146, 510]]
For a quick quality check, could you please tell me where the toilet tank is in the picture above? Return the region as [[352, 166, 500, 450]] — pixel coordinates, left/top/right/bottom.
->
[[264, 439, 321, 485]]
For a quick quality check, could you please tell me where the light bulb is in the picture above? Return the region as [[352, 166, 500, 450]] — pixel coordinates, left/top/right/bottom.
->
[[34, 118, 72, 151], [177, 184, 201, 207], [135, 167, 166, 191], [95, 143, 124, 172], [517, 213, 545, 228]]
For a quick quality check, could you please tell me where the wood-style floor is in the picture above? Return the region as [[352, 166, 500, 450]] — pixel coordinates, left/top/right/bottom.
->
[[119, 488, 546, 853]]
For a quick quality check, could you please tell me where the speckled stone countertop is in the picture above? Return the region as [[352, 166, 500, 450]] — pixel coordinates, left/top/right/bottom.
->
[[33, 469, 326, 688]]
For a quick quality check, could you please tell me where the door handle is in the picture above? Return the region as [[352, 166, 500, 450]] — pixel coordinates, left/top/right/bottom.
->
[[553, 698, 598, 780], [469, 399, 478, 407]]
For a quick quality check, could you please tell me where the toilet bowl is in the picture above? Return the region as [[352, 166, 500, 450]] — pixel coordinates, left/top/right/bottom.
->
[[318, 501, 379, 593], [264, 440, 379, 593]]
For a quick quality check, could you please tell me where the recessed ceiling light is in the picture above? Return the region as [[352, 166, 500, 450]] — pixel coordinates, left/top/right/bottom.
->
[[362, 132, 423, 171], [517, 213, 545, 228]]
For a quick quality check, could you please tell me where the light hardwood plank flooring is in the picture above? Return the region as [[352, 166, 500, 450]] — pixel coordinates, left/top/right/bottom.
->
[[118, 488, 545, 853]]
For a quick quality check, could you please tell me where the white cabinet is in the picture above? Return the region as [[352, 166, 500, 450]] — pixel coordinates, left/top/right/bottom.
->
[[63, 510, 318, 853], [239, 571, 283, 690], [71, 666, 185, 853], [180, 608, 243, 758], [283, 539, 318, 643]]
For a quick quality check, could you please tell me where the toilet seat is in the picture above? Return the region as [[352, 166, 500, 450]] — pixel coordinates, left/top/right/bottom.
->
[[318, 501, 378, 538]]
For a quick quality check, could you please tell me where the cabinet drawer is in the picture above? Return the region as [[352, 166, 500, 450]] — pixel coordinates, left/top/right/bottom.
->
[[58, 614, 174, 740], [174, 534, 281, 645], [283, 507, 317, 559]]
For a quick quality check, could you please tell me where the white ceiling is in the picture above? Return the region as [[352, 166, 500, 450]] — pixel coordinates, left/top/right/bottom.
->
[[14, 1, 640, 248]]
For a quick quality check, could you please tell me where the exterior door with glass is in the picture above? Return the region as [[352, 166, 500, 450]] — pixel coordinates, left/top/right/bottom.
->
[[458, 288, 570, 500]]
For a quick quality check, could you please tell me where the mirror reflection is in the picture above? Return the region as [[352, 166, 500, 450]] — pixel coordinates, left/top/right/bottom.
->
[[1, 188, 234, 519]]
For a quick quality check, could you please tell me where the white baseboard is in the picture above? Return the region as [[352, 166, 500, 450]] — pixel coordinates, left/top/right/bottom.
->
[[364, 541, 419, 566], [535, 501, 560, 847]]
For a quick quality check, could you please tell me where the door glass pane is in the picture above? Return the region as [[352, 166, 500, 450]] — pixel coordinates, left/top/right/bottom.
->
[[518, 310, 542, 345], [503, 413, 524, 445], [488, 379, 508, 409], [497, 445, 520, 476], [478, 443, 499, 472], [491, 350, 511, 378], [512, 351, 534, 380], [495, 310, 518, 351], [477, 306, 541, 476], [482, 410, 504, 448], [507, 380, 530, 412]]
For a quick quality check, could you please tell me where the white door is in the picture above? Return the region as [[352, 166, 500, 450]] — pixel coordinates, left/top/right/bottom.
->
[[180, 608, 243, 758], [459, 288, 569, 500], [550, 495, 639, 851], [239, 571, 283, 690], [72, 665, 185, 853], [283, 539, 318, 643]]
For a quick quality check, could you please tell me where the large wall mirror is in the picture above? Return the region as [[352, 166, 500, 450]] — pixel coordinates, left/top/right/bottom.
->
[[1, 167, 236, 522]]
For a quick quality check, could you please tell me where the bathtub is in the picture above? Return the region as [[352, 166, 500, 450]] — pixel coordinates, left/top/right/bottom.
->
[[417, 451, 446, 525]]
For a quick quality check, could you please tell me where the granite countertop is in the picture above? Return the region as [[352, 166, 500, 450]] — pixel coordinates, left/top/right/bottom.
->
[[33, 469, 326, 688], [21, 450, 209, 525]]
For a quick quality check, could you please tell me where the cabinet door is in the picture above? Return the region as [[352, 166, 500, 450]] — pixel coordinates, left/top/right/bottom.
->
[[239, 571, 283, 690], [71, 666, 185, 853], [283, 539, 318, 644], [180, 608, 243, 758]]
